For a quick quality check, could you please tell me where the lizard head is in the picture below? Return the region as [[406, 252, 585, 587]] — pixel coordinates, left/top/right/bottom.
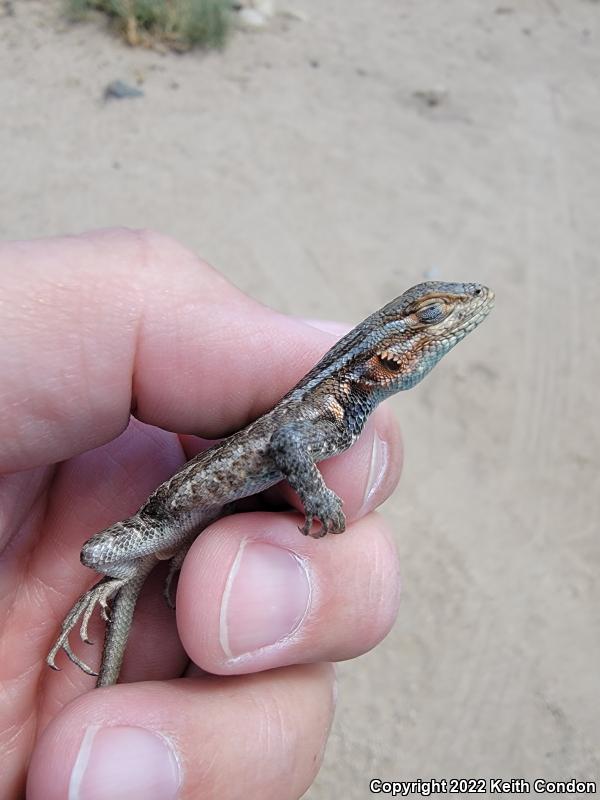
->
[[292, 282, 494, 405], [351, 281, 495, 395]]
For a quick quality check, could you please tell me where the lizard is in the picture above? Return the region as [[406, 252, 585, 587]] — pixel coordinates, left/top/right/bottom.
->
[[46, 280, 494, 687]]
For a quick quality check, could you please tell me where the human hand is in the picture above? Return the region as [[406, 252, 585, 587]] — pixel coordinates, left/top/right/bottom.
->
[[0, 229, 402, 800]]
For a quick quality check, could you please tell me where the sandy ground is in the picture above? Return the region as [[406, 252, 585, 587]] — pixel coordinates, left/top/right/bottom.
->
[[2, 0, 599, 796]]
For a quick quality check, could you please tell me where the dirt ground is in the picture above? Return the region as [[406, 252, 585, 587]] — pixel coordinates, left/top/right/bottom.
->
[[2, 0, 599, 796]]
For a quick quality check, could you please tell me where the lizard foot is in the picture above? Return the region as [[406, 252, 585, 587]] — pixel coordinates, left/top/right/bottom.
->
[[299, 489, 346, 538], [163, 568, 178, 610], [161, 537, 197, 609], [46, 576, 126, 676]]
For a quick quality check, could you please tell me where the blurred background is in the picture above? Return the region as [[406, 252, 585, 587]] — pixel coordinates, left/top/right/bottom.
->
[[2, 0, 599, 795]]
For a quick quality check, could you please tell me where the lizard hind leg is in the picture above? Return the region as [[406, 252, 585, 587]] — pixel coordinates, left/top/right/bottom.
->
[[46, 575, 127, 676], [160, 505, 234, 608], [161, 536, 196, 609]]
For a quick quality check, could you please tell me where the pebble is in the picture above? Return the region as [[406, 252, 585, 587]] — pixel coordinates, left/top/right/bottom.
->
[[104, 80, 144, 100], [412, 87, 448, 108], [237, 8, 267, 28], [250, 0, 275, 17]]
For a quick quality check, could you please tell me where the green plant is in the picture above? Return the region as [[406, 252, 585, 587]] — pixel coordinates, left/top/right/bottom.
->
[[65, 0, 234, 50], [65, 0, 92, 19]]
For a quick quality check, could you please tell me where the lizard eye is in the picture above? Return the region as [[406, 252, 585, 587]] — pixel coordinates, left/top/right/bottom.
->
[[415, 302, 447, 325]]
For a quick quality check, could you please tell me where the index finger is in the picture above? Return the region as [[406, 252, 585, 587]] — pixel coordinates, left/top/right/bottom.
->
[[1, 229, 389, 471]]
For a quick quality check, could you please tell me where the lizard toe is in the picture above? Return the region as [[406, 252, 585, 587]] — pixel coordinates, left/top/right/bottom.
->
[[300, 514, 314, 536]]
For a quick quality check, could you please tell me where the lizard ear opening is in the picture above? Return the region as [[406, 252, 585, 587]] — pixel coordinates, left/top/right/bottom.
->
[[377, 352, 403, 372]]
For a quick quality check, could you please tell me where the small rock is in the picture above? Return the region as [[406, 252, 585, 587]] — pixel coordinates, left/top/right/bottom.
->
[[234, 0, 275, 16], [412, 87, 448, 108], [104, 80, 144, 100], [237, 8, 267, 28], [251, 0, 275, 17]]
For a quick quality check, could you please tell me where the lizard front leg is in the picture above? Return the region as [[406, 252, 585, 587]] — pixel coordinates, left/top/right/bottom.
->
[[269, 420, 347, 538]]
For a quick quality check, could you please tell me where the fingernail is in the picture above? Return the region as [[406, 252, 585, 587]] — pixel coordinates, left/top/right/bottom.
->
[[220, 540, 311, 659], [70, 726, 182, 800], [363, 428, 389, 509]]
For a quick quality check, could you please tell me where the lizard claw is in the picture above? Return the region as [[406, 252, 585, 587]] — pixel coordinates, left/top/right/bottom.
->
[[46, 577, 124, 677], [299, 490, 346, 538], [299, 514, 314, 536], [163, 569, 178, 609], [162, 540, 196, 609]]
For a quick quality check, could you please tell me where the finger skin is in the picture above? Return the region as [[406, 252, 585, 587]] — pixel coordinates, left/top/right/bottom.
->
[[0, 228, 398, 472], [177, 512, 401, 675], [0, 230, 405, 798], [27, 665, 335, 800], [5, 228, 401, 686]]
